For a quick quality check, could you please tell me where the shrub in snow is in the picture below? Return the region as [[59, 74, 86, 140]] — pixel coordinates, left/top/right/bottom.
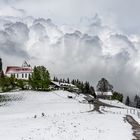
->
[[42, 112, 45, 117]]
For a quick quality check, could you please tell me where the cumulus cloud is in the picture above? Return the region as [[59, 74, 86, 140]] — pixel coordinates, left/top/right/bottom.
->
[[0, 19, 29, 67], [0, 7, 140, 96], [1, 0, 139, 35]]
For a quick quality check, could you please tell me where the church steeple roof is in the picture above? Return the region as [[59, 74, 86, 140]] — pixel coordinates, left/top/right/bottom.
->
[[22, 61, 30, 67]]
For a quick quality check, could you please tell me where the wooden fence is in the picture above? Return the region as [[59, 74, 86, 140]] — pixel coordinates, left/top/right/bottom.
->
[[100, 106, 140, 118]]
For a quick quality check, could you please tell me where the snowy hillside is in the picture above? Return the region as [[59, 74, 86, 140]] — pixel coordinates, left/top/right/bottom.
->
[[100, 99, 128, 108], [0, 90, 136, 140]]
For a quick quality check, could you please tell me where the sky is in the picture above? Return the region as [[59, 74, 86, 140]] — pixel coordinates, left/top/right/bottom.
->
[[0, 0, 140, 96]]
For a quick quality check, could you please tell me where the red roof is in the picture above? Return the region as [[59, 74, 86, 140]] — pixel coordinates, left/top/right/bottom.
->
[[6, 66, 32, 74]]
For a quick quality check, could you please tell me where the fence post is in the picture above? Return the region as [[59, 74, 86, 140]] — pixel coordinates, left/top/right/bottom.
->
[[134, 109, 135, 115], [137, 111, 140, 118]]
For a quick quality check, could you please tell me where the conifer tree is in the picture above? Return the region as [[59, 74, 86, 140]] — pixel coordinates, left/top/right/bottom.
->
[[134, 95, 139, 104], [134, 95, 140, 108], [84, 81, 90, 94], [53, 77, 56, 81], [29, 66, 51, 90], [89, 86, 96, 98], [67, 78, 70, 84], [112, 91, 123, 102], [136, 98, 140, 108], [125, 96, 130, 106]]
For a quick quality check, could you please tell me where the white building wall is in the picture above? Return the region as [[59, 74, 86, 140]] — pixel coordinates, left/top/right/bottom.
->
[[6, 72, 32, 80]]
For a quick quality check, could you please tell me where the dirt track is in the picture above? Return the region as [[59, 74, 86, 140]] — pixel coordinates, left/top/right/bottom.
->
[[126, 115, 140, 140], [84, 95, 140, 140], [84, 95, 122, 113]]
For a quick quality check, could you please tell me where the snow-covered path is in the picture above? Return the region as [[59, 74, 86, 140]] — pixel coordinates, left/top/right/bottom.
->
[[0, 91, 134, 140]]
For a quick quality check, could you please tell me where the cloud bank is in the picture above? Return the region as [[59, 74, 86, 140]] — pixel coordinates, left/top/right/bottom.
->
[[0, 9, 140, 95]]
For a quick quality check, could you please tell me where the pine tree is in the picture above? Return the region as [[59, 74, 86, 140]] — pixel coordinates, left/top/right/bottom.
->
[[59, 79, 63, 83], [29, 66, 51, 90], [63, 79, 65, 83], [56, 77, 59, 82], [125, 96, 130, 106], [112, 91, 123, 102], [67, 78, 70, 84], [53, 77, 59, 82], [134, 95, 139, 105], [89, 86, 96, 98], [84, 81, 90, 94], [136, 98, 140, 108], [134, 95, 140, 108], [53, 77, 56, 81], [71, 79, 75, 85]]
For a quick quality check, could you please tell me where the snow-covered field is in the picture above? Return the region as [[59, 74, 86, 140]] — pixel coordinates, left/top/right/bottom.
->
[[0, 91, 135, 140], [99, 99, 127, 108], [100, 99, 140, 124]]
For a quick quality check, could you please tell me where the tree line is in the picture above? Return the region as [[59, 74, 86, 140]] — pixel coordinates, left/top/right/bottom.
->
[[125, 95, 140, 108], [53, 77, 123, 102], [53, 77, 96, 97]]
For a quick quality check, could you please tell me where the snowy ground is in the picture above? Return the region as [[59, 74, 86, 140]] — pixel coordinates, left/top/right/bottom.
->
[[99, 99, 127, 108], [0, 91, 135, 140], [100, 99, 140, 125]]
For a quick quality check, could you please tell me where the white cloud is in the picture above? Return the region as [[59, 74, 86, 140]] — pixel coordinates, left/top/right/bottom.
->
[[0, 1, 140, 96]]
